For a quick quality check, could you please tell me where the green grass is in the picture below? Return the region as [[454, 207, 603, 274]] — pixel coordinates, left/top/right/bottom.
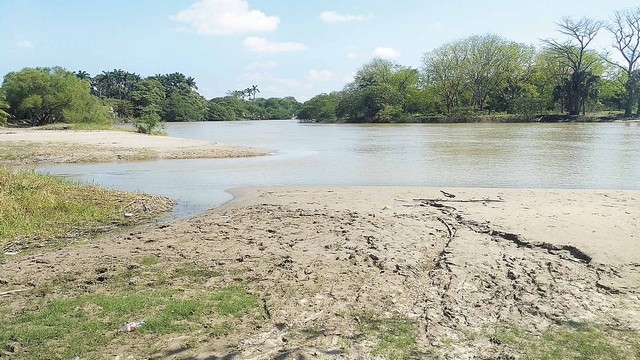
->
[[0, 168, 171, 249], [488, 324, 640, 360], [0, 168, 172, 249], [0, 286, 261, 359], [140, 256, 159, 266], [356, 314, 419, 360]]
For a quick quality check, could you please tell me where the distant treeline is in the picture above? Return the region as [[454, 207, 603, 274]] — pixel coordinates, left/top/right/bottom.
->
[[300, 9, 640, 123], [0, 67, 301, 128], [1, 8, 639, 127]]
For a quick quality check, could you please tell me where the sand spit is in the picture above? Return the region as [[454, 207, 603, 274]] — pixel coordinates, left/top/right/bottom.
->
[[0, 128, 267, 165]]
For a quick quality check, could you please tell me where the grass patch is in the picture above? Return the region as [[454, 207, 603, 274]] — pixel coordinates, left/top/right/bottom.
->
[[212, 286, 261, 317], [0, 286, 260, 359], [173, 263, 220, 283], [488, 324, 640, 360], [0, 168, 173, 250], [140, 256, 159, 266], [356, 314, 419, 360]]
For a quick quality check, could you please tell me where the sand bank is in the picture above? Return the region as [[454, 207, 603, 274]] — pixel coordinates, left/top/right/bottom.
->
[[1, 187, 639, 358], [0, 128, 267, 165]]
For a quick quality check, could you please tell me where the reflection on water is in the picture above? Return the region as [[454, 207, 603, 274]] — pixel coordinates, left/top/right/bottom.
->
[[39, 120, 640, 216]]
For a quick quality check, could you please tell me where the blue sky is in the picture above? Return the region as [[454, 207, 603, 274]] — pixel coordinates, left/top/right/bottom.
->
[[1, 0, 638, 101]]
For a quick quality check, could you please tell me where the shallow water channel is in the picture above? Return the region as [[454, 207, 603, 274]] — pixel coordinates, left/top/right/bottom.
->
[[38, 120, 640, 217]]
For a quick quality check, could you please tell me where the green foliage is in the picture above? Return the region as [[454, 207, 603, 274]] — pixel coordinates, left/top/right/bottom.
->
[[92, 69, 141, 100], [130, 78, 166, 117], [0, 90, 9, 125], [336, 58, 417, 122], [298, 92, 340, 121], [206, 100, 237, 121], [206, 95, 300, 120], [2, 67, 109, 126], [162, 91, 207, 121], [134, 111, 163, 134]]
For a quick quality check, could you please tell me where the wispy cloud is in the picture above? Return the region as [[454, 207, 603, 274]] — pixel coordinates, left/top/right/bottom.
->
[[319, 11, 369, 24], [243, 37, 307, 54], [346, 52, 358, 60], [371, 47, 400, 59], [15, 40, 34, 48], [429, 22, 443, 31], [170, 0, 279, 35], [306, 70, 335, 82], [246, 61, 279, 70]]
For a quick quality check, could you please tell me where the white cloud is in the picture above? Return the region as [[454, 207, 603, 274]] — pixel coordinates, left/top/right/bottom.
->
[[243, 37, 307, 53], [319, 11, 368, 24], [346, 52, 358, 60], [170, 0, 280, 35], [429, 22, 443, 31], [246, 61, 279, 70], [371, 47, 400, 59], [15, 40, 34, 48], [307, 70, 335, 82]]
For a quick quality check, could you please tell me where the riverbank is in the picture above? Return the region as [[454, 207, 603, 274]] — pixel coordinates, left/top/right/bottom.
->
[[0, 128, 268, 165], [1, 186, 638, 359], [317, 112, 639, 124]]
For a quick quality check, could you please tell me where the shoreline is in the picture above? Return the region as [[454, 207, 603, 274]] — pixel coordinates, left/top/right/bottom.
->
[[0, 128, 268, 165]]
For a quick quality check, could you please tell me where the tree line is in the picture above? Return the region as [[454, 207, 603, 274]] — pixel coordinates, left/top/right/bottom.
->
[[0, 67, 301, 132], [299, 8, 640, 122], [2, 8, 639, 128]]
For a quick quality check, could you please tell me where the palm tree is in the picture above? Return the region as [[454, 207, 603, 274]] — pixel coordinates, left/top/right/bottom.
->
[[186, 76, 198, 90], [251, 84, 260, 100], [74, 70, 91, 81]]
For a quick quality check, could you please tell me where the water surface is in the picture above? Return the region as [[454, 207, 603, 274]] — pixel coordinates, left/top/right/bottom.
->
[[39, 120, 640, 217]]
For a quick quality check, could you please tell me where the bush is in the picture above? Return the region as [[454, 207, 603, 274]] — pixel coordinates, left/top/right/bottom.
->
[[134, 112, 163, 134]]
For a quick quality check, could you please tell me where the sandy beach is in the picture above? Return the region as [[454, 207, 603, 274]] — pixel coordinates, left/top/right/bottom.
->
[[0, 128, 268, 165], [1, 186, 639, 358]]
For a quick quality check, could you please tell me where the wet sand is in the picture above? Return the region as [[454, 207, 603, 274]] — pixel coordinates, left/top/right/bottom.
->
[[1, 186, 639, 358]]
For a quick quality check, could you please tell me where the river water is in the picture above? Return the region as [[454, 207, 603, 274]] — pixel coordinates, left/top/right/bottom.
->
[[38, 120, 640, 217]]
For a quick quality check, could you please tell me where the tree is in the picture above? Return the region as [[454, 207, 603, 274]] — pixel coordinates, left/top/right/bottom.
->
[[606, 7, 640, 116], [206, 100, 237, 121], [250, 84, 260, 100], [338, 58, 417, 122], [0, 91, 9, 125], [130, 78, 165, 117], [421, 40, 469, 114], [543, 17, 602, 115], [162, 91, 207, 121], [298, 93, 340, 121], [2, 67, 109, 126]]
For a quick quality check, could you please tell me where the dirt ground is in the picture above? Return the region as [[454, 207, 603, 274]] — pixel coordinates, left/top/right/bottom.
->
[[1, 187, 639, 359], [0, 128, 267, 165]]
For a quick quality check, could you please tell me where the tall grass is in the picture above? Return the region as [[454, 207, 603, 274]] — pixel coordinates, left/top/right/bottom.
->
[[0, 168, 172, 248]]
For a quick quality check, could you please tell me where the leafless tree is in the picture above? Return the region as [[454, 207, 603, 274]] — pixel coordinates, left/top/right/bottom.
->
[[606, 7, 640, 116], [543, 17, 602, 115]]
